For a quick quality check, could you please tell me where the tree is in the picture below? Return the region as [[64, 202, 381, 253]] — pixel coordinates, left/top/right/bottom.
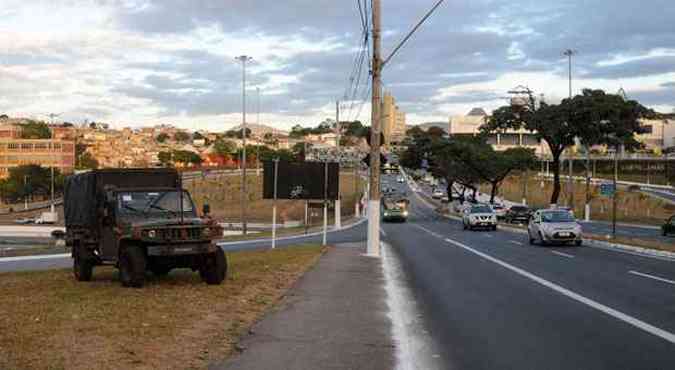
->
[[156, 133, 169, 143], [289, 124, 308, 138], [173, 131, 190, 143], [224, 128, 251, 139], [158, 151, 173, 166], [343, 121, 365, 137], [77, 152, 99, 170], [172, 150, 202, 166], [20, 120, 51, 139], [0, 165, 64, 202], [212, 139, 236, 157], [0, 114, 8, 120], [482, 88, 650, 205], [292, 142, 309, 161], [193, 131, 205, 140]]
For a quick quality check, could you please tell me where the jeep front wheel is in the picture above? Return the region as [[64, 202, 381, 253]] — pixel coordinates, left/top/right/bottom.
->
[[73, 244, 93, 282], [200, 248, 227, 285], [119, 246, 147, 288]]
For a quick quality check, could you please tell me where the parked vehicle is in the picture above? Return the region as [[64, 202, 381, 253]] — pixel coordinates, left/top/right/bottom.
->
[[14, 217, 35, 224], [382, 198, 409, 223], [662, 215, 675, 236], [462, 204, 497, 231], [64, 168, 226, 288], [505, 205, 532, 224], [35, 211, 58, 224], [528, 209, 582, 246], [397, 176, 405, 183], [492, 204, 507, 219], [432, 189, 445, 199]]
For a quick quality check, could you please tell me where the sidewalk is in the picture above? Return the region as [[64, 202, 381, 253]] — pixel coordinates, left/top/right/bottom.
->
[[210, 244, 394, 370]]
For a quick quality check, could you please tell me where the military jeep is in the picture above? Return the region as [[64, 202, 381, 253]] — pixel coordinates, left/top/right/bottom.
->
[[64, 168, 226, 287]]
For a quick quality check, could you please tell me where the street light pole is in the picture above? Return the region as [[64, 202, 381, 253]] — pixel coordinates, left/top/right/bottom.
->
[[256, 87, 261, 176], [335, 100, 341, 229], [236, 55, 253, 235], [367, 0, 382, 257]]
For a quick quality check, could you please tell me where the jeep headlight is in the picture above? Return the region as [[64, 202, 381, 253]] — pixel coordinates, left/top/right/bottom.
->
[[402, 211, 408, 217], [384, 211, 390, 217], [148, 230, 156, 238]]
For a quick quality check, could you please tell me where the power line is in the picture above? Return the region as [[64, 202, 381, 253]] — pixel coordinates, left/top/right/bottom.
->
[[382, 0, 446, 68]]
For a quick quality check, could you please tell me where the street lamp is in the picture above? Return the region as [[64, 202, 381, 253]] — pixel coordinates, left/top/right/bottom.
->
[[235, 55, 253, 235]]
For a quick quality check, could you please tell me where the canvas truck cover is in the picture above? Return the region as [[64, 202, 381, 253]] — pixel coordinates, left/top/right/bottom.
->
[[64, 168, 181, 228]]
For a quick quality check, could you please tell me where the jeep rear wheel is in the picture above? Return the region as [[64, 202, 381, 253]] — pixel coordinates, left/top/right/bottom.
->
[[200, 248, 227, 285], [119, 246, 146, 288], [73, 244, 93, 282]]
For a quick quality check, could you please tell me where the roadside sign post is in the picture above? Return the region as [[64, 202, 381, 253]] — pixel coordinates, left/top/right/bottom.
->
[[271, 159, 279, 249]]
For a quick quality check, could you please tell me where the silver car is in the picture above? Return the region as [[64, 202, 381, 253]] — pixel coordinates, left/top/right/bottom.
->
[[528, 210, 583, 246], [462, 204, 497, 231]]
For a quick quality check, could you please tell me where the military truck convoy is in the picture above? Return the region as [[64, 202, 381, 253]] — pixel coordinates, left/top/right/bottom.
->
[[64, 168, 226, 287]]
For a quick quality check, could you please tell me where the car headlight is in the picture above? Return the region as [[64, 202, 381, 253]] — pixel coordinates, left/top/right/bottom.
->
[[402, 211, 409, 217], [148, 230, 156, 238], [384, 212, 390, 217]]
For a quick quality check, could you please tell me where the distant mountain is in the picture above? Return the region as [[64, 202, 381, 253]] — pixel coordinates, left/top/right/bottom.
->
[[229, 123, 289, 136], [416, 121, 448, 132]]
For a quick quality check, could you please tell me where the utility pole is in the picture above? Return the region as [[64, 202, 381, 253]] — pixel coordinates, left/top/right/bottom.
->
[[236, 55, 253, 235], [366, 0, 382, 257], [335, 100, 341, 229]]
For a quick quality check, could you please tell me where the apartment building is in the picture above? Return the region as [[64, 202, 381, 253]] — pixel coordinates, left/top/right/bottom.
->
[[382, 91, 407, 145], [0, 124, 75, 178], [449, 108, 549, 156]]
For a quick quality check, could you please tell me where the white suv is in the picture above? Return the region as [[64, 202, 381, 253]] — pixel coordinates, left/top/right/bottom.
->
[[462, 204, 497, 231]]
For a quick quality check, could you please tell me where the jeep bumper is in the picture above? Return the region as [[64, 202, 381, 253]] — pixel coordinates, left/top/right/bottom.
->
[[146, 243, 218, 256]]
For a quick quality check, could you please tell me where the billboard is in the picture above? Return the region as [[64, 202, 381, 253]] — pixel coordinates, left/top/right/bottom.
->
[[263, 161, 339, 200]]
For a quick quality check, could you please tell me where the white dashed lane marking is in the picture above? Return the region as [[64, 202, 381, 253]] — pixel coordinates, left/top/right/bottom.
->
[[551, 251, 575, 259], [629, 271, 675, 286]]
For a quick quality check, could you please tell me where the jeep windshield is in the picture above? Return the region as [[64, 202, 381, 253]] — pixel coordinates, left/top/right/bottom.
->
[[117, 190, 196, 218]]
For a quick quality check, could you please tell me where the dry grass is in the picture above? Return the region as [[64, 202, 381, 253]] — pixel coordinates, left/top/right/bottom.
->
[[187, 171, 363, 223], [488, 175, 674, 225], [0, 245, 324, 370]]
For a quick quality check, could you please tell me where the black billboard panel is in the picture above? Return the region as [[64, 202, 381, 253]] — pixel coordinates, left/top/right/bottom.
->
[[263, 161, 339, 200]]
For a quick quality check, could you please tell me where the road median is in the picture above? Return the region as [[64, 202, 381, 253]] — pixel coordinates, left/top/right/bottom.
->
[[0, 244, 324, 370]]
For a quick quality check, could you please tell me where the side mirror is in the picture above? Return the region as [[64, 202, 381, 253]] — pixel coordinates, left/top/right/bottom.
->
[[202, 203, 211, 216]]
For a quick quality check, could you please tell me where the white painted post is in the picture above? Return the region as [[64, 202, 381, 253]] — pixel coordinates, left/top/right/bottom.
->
[[271, 159, 279, 249]]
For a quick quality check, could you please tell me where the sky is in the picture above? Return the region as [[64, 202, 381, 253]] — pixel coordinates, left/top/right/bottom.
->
[[1, 0, 674, 131]]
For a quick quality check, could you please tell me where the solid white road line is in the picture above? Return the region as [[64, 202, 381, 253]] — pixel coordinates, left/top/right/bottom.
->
[[0, 253, 69, 263], [509, 241, 524, 246], [381, 229, 388, 237], [442, 236, 675, 344], [629, 270, 675, 286], [551, 251, 575, 259], [484, 234, 493, 238]]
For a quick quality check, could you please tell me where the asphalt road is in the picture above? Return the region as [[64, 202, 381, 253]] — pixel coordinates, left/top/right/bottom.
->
[[415, 181, 673, 243], [382, 174, 675, 369]]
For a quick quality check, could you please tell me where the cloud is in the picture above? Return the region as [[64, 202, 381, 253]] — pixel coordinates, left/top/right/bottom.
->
[[1, 0, 675, 128]]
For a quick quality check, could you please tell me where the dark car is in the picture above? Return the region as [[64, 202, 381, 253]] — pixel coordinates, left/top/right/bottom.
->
[[663, 215, 675, 236], [504, 205, 532, 224]]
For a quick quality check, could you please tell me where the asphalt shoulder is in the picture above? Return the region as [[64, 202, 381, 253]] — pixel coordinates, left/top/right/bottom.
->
[[211, 243, 394, 370]]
